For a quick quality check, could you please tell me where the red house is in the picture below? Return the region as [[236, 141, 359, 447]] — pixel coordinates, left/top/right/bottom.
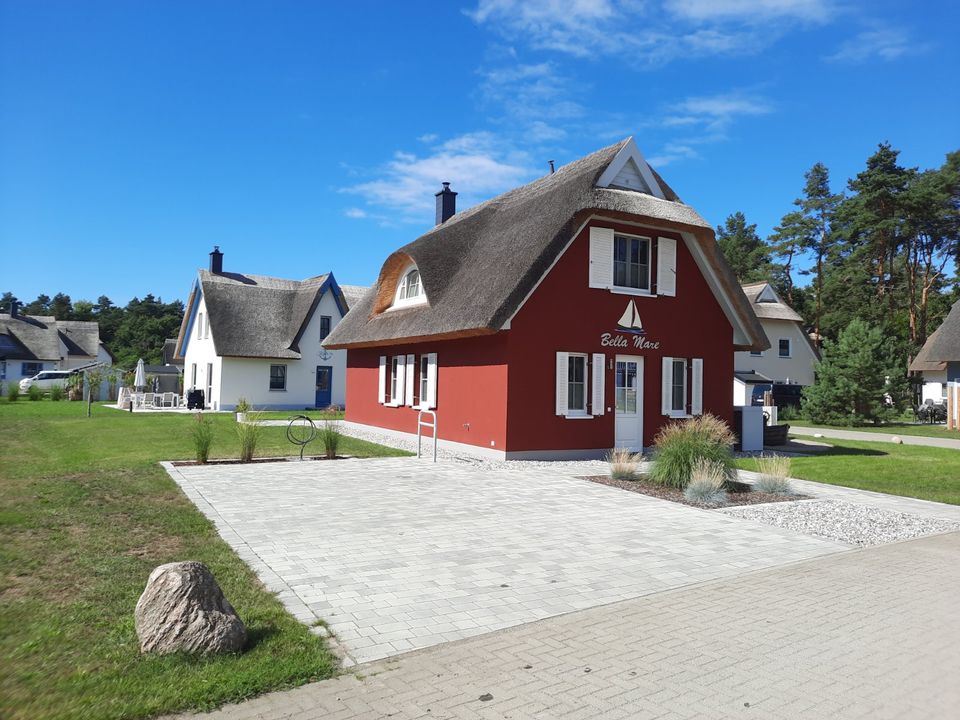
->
[[325, 138, 767, 459]]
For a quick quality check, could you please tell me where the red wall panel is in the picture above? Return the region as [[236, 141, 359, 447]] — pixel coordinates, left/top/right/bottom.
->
[[505, 219, 734, 451]]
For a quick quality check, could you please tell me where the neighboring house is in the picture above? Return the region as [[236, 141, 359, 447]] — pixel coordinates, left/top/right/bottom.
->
[[733, 282, 818, 406], [174, 247, 358, 411], [325, 137, 767, 460], [0, 301, 113, 383], [162, 338, 184, 367], [909, 300, 960, 403]]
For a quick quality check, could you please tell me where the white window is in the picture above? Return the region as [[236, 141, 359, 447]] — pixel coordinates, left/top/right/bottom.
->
[[613, 234, 650, 291], [204, 314, 210, 339], [670, 358, 687, 413], [779, 338, 791, 358], [269, 364, 286, 390], [393, 266, 427, 308], [661, 356, 701, 417], [567, 354, 588, 415], [206, 362, 213, 404], [750, 350, 763, 357], [197, 312, 203, 340], [191, 363, 197, 388], [555, 352, 604, 418], [388, 355, 406, 405], [419, 355, 429, 407]]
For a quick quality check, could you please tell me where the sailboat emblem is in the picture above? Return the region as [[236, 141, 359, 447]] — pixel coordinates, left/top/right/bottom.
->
[[616, 300, 645, 335]]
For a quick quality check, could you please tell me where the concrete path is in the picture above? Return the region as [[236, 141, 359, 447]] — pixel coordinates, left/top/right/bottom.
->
[[168, 530, 960, 720], [163, 458, 844, 664], [791, 425, 960, 450]]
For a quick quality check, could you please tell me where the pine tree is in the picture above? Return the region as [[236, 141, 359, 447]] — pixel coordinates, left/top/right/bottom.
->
[[715, 212, 772, 284], [801, 319, 908, 425], [797, 163, 843, 347]]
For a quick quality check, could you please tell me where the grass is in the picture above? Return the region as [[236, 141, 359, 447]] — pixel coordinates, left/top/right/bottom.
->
[[735, 438, 960, 505], [789, 421, 960, 441], [0, 399, 410, 720], [256, 409, 345, 422]]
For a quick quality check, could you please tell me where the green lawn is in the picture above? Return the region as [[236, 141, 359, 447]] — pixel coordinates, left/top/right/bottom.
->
[[736, 438, 960, 505], [0, 400, 409, 720], [788, 421, 960, 441]]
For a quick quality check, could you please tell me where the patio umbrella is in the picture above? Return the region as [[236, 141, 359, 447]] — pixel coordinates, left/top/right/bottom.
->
[[134, 358, 146, 391]]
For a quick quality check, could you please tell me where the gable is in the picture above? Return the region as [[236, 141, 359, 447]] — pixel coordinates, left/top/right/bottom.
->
[[756, 284, 778, 303], [608, 157, 653, 194], [595, 137, 666, 200]]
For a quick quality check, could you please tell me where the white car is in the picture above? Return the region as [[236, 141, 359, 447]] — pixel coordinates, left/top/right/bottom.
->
[[19, 370, 73, 393]]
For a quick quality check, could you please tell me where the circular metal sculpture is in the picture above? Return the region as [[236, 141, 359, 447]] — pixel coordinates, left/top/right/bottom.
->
[[286, 415, 318, 460]]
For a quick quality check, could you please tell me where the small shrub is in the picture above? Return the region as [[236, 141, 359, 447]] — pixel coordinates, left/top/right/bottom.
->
[[27, 384, 43, 401], [235, 397, 251, 414], [607, 447, 642, 480], [236, 413, 262, 462], [683, 458, 728, 506], [777, 404, 802, 422], [49, 383, 65, 401], [6, 381, 19, 402], [754, 453, 794, 494], [190, 412, 214, 463], [318, 411, 342, 459], [650, 413, 736, 489]]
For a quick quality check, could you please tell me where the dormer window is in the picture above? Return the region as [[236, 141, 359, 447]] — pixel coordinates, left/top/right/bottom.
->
[[393, 266, 427, 308]]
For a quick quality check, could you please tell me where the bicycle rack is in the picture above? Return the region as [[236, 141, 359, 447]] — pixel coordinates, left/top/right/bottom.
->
[[417, 409, 437, 462]]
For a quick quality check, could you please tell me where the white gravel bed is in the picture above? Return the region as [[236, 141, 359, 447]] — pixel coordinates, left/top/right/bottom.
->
[[340, 423, 610, 474], [721, 499, 960, 547]]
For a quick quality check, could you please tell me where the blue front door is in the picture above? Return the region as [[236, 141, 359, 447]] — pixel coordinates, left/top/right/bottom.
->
[[315, 366, 332, 408]]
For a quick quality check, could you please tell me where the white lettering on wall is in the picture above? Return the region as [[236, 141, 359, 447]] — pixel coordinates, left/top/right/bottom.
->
[[600, 333, 661, 350]]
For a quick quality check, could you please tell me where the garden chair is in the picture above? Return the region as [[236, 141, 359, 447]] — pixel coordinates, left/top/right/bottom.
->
[[143, 392, 155, 408]]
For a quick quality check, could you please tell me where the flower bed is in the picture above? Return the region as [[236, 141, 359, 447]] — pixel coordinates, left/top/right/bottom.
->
[[583, 475, 808, 509]]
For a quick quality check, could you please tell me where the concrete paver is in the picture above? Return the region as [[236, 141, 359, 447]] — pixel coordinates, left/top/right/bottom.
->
[[164, 457, 845, 663], [168, 530, 960, 720]]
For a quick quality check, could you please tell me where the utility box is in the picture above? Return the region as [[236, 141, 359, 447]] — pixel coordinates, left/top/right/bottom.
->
[[733, 405, 764, 452]]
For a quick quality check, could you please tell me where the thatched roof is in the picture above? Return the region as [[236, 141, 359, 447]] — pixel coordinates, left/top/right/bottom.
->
[[0, 313, 103, 361], [325, 138, 767, 351], [176, 270, 348, 360], [741, 282, 804, 322], [910, 301, 960, 371], [340, 284, 371, 311]]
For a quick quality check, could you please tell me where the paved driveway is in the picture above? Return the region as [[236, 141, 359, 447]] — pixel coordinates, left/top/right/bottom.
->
[[166, 457, 845, 664]]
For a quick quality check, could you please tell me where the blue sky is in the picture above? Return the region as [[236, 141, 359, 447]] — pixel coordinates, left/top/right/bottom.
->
[[2, 0, 958, 306]]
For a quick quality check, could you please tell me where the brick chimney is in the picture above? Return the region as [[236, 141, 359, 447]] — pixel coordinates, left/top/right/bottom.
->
[[8, 298, 18, 317], [435, 182, 457, 225], [209, 246, 223, 273]]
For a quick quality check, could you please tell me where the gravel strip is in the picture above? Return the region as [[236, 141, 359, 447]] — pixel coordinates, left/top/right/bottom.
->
[[721, 499, 960, 547], [339, 423, 610, 474]]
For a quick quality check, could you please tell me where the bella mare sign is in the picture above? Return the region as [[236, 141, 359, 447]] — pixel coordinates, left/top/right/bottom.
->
[[601, 300, 661, 350]]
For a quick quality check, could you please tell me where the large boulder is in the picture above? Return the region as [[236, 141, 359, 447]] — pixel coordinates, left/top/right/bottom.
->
[[135, 561, 247, 655]]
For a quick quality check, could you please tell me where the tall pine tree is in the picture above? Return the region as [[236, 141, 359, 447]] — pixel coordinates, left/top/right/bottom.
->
[[715, 212, 772, 284]]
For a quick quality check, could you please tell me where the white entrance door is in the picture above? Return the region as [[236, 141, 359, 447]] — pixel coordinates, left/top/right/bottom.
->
[[615, 355, 644, 450]]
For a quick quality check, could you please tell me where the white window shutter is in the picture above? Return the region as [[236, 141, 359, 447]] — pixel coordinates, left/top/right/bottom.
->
[[591, 353, 605, 416], [589, 227, 614, 289], [556, 352, 569, 416], [378, 356, 387, 404], [405, 354, 415, 406], [691, 358, 703, 416], [395, 356, 406, 405], [661, 356, 673, 415], [657, 237, 677, 297], [426, 353, 438, 409]]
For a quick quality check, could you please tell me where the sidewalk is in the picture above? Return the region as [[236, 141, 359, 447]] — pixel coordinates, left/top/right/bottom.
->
[[166, 531, 960, 720], [791, 425, 960, 450]]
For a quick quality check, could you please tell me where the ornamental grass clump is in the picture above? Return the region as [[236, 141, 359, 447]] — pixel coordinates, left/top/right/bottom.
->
[[6, 380, 19, 402], [649, 413, 735, 489], [190, 412, 214, 464], [754, 453, 794, 494], [683, 458, 728, 506], [49, 383, 65, 401], [235, 412, 263, 462], [607, 447, 643, 480], [318, 409, 342, 459], [28, 384, 43, 401]]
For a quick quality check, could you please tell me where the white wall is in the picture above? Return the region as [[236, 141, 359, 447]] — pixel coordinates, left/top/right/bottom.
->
[[734, 318, 816, 386], [183, 285, 348, 411], [733, 378, 747, 406], [921, 369, 947, 403]]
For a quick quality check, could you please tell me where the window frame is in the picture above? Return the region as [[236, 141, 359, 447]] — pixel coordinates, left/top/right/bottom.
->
[[269, 364, 287, 391], [22, 362, 43, 377], [419, 355, 429, 408], [197, 312, 203, 340], [392, 265, 427, 309], [389, 356, 402, 404], [319, 315, 332, 341], [750, 350, 764, 357], [670, 358, 687, 416], [566, 353, 589, 417], [612, 233, 652, 294], [778, 338, 792, 358]]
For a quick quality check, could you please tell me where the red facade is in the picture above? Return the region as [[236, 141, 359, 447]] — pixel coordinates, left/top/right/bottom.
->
[[345, 219, 734, 457]]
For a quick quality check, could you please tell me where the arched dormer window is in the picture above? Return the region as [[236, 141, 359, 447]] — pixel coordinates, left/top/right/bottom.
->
[[392, 266, 427, 308]]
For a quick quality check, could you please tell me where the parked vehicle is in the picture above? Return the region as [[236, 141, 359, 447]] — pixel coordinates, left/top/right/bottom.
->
[[19, 370, 74, 394]]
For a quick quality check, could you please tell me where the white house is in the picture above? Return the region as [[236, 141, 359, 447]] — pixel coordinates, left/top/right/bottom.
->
[[734, 282, 818, 405], [0, 300, 113, 383], [175, 247, 365, 411], [909, 300, 960, 404]]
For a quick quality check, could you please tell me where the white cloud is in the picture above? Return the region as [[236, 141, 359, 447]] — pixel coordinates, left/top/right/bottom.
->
[[340, 132, 535, 222], [478, 62, 584, 120], [343, 207, 367, 219], [467, 0, 834, 65], [826, 27, 918, 63]]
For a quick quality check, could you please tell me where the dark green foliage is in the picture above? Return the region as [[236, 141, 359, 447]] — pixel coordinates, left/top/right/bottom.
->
[[48, 384, 65, 401], [27, 384, 43, 401], [715, 212, 772, 283], [801, 319, 909, 425], [6, 381, 20, 401]]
